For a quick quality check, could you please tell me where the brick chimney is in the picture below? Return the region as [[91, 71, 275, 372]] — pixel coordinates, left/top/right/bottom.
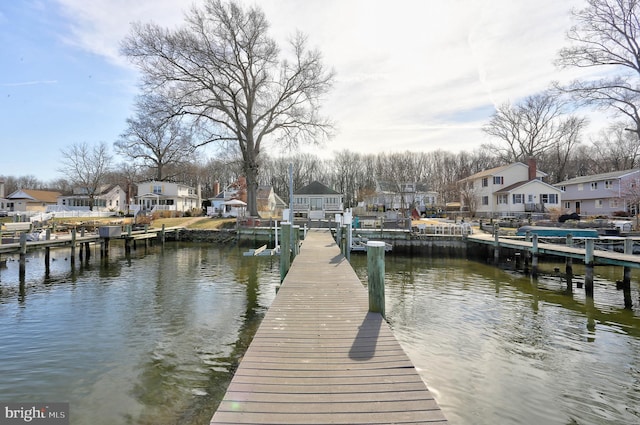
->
[[528, 158, 537, 181], [213, 181, 220, 197]]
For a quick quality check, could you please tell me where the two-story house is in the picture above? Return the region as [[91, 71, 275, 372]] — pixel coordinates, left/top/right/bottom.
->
[[135, 180, 200, 215], [555, 169, 640, 217], [364, 181, 438, 216], [292, 181, 343, 220], [458, 159, 561, 217]]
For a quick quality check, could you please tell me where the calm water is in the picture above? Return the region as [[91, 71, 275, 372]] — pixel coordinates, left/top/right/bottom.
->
[[1, 242, 639, 425]]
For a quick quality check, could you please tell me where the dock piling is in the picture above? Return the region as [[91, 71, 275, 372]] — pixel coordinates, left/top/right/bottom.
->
[[623, 238, 633, 309], [585, 238, 595, 298], [367, 241, 386, 318], [531, 234, 539, 278]]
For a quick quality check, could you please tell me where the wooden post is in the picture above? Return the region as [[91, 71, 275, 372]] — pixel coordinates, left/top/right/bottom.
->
[[44, 229, 51, 272], [493, 225, 500, 265], [70, 228, 76, 267], [160, 224, 166, 245], [514, 252, 521, 270], [340, 225, 347, 256], [623, 238, 633, 309], [292, 225, 300, 259], [565, 234, 573, 293], [367, 241, 386, 318], [84, 242, 90, 260], [280, 222, 291, 282], [585, 238, 594, 298], [19, 232, 27, 280], [531, 233, 539, 278]]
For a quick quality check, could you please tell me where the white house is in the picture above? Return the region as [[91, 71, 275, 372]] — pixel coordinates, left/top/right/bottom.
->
[[55, 185, 127, 213], [365, 181, 438, 215], [555, 169, 640, 217], [292, 181, 343, 220], [6, 189, 62, 213], [458, 160, 561, 217], [135, 180, 200, 215]]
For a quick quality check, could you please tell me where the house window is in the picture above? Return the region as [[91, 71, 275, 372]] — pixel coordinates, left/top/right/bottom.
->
[[512, 194, 523, 204], [493, 176, 504, 185], [595, 199, 603, 208], [610, 198, 621, 208], [482, 178, 488, 187], [564, 201, 571, 209], [310, 198, 323, 210], [528, 194, 534, 203], [605, 180, 613, 189], [578, 184, 583, 191], [153, 185, 162, 194], [591, 182, 598, 190], [541, 194, 558, 204], [560, 186, 566, 191], [482, 196, 489, 205], [497, 194, 508, 204]]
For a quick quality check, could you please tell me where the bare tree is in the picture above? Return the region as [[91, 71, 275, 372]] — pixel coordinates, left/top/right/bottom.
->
[[482, 92, 587, 164], [121, 0, 334, 216], [115, 95, 197, 181], [58, 142, 113, 210], [556, 0, 640, 139], [591, 121, 640, 171]]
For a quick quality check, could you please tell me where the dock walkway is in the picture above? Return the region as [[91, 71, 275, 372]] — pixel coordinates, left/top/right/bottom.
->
[[468, 233, 640, 268], [210, 229, 447, 424]]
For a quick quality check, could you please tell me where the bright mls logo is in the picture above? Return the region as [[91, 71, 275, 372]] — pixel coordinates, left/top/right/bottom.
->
[[0, 403, 68, 425]]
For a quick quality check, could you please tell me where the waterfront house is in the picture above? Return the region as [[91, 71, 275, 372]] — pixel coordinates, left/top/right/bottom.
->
[[293, 181, 343, 220], [55, 185, 127, 213], [364, 181, 438, 216], [458, 159, 561, 217], [135, 180, 200, 215], [257, 186, 287, 219], [5, 189, 62, 213], [554, 169, 640, 217], [208, 179, 285, 219]]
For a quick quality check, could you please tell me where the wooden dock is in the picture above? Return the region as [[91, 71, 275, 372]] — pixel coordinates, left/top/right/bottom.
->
[[210, 230, 448, 425], [468, 233, 640, 268]]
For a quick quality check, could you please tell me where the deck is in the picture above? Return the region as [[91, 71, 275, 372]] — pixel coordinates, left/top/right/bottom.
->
[[210, 229, 447, 425]]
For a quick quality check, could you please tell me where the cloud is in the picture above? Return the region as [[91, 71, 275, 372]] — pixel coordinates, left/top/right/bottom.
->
[[50, 0, 600, 158], [2, 80, 58, 87]]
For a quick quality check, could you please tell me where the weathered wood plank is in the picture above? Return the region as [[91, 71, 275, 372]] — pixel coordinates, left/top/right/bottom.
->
[[210, 230, 448, 424]]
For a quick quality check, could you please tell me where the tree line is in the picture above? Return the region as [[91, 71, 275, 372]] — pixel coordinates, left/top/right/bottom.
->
[[3, 135, 640, 211]]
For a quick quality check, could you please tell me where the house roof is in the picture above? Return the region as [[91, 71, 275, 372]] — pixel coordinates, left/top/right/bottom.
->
[[459, 162, 547, 182], [554, 169, 640, 186], [494, 179, 561, 194], [376, 181, 432, 193], [294, 181, 340, 195], [7, 189, 62, 203]]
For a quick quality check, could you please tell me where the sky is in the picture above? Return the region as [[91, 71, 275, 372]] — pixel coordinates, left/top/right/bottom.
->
[[0, 0, 603, 183]]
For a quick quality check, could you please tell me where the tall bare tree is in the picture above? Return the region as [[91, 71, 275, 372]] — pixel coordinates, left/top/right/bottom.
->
[[556, 0, 640, 139], [121, 0, 334, 216], [115, 95, 197, 181], [482, 92, 587, 165], [58, 142, 113, 210]]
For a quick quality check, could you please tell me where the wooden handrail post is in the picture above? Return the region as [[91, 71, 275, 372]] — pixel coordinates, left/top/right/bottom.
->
[[280, 222, 291, 283], [367, 241, 386, 318]]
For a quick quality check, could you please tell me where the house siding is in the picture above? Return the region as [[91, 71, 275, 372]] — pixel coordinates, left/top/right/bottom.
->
[[555, 170, 640, 216]]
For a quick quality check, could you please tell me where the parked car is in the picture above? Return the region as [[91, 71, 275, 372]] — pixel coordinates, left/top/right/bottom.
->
[[0, 210, 8, 217]]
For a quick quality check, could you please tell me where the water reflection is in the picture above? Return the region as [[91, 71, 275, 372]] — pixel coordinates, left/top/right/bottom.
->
[[349, 254, 640, 425], [0, 243, 278, 425], [2, 243, 640, 424]]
